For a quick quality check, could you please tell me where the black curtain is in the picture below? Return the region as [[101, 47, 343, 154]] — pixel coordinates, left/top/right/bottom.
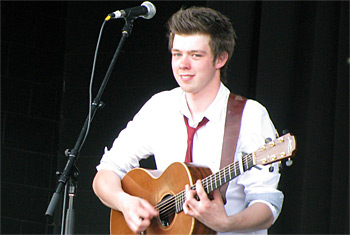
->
[[207, 1, 349, 234]]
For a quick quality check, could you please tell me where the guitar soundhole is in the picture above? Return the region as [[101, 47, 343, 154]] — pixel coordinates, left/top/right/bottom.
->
[[158, 194, 175, 227]]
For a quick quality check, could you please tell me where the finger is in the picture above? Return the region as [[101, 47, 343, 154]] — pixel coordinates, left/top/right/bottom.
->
[[126, 216, 143, 234], [185, 184, 190, 192], [184, 184, 195, 215], [183, 200, 190, 214], [195, 180, 209, 201], [183, 196, 193, 216], [185, 184, 197, 201], [139, 198, 158, 217], [129, 214, 152, 234], [184, 184, 190, 199]]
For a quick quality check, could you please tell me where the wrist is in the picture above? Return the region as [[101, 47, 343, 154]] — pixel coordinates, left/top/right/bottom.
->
[[218, 215, 233, 233], [114, 192, 130, 212]]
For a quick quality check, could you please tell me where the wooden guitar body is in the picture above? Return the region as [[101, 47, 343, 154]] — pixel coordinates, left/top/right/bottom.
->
[[110, 162, 216, 234]]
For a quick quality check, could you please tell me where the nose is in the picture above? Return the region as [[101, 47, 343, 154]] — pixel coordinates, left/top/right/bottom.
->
[[179, 55, 190, 70]]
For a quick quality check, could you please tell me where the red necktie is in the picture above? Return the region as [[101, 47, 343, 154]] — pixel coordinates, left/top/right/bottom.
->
[[184, 116, 209, 163]]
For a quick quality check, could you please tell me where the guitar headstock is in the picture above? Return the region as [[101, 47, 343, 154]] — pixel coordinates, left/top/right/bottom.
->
[[253, 133, 296, 165]]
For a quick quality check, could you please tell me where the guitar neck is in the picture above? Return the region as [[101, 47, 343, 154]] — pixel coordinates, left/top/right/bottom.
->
[[173, 153, 255, 213]]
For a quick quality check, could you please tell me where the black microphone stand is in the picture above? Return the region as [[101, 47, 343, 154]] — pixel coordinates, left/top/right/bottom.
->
[[45, 17, 136, 234]]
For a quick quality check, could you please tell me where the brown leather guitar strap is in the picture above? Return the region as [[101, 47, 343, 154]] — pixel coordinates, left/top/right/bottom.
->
[[219, 93, 247, 203]]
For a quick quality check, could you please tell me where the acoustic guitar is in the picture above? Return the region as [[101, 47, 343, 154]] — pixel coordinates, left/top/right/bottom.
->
[[110, 133, 296, 234]]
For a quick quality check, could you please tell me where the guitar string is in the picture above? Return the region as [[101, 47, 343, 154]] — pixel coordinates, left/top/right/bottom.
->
[[155, 154, 254, 218]]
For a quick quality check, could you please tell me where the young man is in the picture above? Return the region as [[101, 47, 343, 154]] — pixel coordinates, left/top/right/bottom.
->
[[93, 6, 283, 234]]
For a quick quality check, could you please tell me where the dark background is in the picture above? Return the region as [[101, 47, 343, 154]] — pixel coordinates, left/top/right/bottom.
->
[[1, 1, 349, 234]]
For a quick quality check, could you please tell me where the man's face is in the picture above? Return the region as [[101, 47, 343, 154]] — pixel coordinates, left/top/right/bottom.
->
[[171, 34, 224, 96]]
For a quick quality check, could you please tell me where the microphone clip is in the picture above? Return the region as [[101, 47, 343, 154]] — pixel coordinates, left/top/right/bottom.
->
[[122, 17, 135, 37]]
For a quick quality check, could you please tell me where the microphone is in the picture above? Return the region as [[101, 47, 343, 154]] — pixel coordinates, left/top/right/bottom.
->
[[106, 1, 156, 21]]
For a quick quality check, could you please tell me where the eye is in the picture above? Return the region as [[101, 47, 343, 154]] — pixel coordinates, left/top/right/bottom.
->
[[172, 52, 182, 57], [192, 54, 203, 58]]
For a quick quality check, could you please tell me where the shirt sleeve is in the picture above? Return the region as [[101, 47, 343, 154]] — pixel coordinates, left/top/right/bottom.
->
[[96, 93, 162, 178], [235, 100, 284, 222]]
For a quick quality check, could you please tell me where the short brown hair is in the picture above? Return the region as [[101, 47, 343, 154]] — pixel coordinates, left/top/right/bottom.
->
[[167, 6, 236, 82]]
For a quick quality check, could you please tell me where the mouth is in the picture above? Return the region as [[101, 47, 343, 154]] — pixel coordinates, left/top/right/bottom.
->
[[179, 74, 194, 82]]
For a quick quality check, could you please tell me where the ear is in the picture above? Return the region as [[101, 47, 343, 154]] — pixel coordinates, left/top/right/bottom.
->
[[215, 52, 229, 69]]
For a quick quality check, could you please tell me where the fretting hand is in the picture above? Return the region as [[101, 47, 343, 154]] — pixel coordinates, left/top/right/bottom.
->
[[183, 180, 229, 232]]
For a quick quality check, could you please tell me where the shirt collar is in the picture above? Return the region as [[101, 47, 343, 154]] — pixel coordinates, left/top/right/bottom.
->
[[179, 83, 230, 126]]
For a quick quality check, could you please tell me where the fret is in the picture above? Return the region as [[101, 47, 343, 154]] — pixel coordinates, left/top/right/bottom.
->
[[231, 163, 238, 178], [223, 167, 227, 182], [207, 177, 213, 193], [204, 178, 210, 194], [215, 171, 220, 189], [244, 155, 249, 171], [209, 175, 214, 192], [242, 153, 253, 172], [234, 161, 239, 177], [222, 170, 226, 184], [219, 170, 223, 186], [228, 165, 232, 182], [213, 172, 218, 189], [244, 154, 254, 171]]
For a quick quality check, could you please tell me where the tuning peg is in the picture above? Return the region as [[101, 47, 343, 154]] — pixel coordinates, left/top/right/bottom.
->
[[265, 137, 272, 144], [286, 158, 293, 167], [282, 129, 290, 135]]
